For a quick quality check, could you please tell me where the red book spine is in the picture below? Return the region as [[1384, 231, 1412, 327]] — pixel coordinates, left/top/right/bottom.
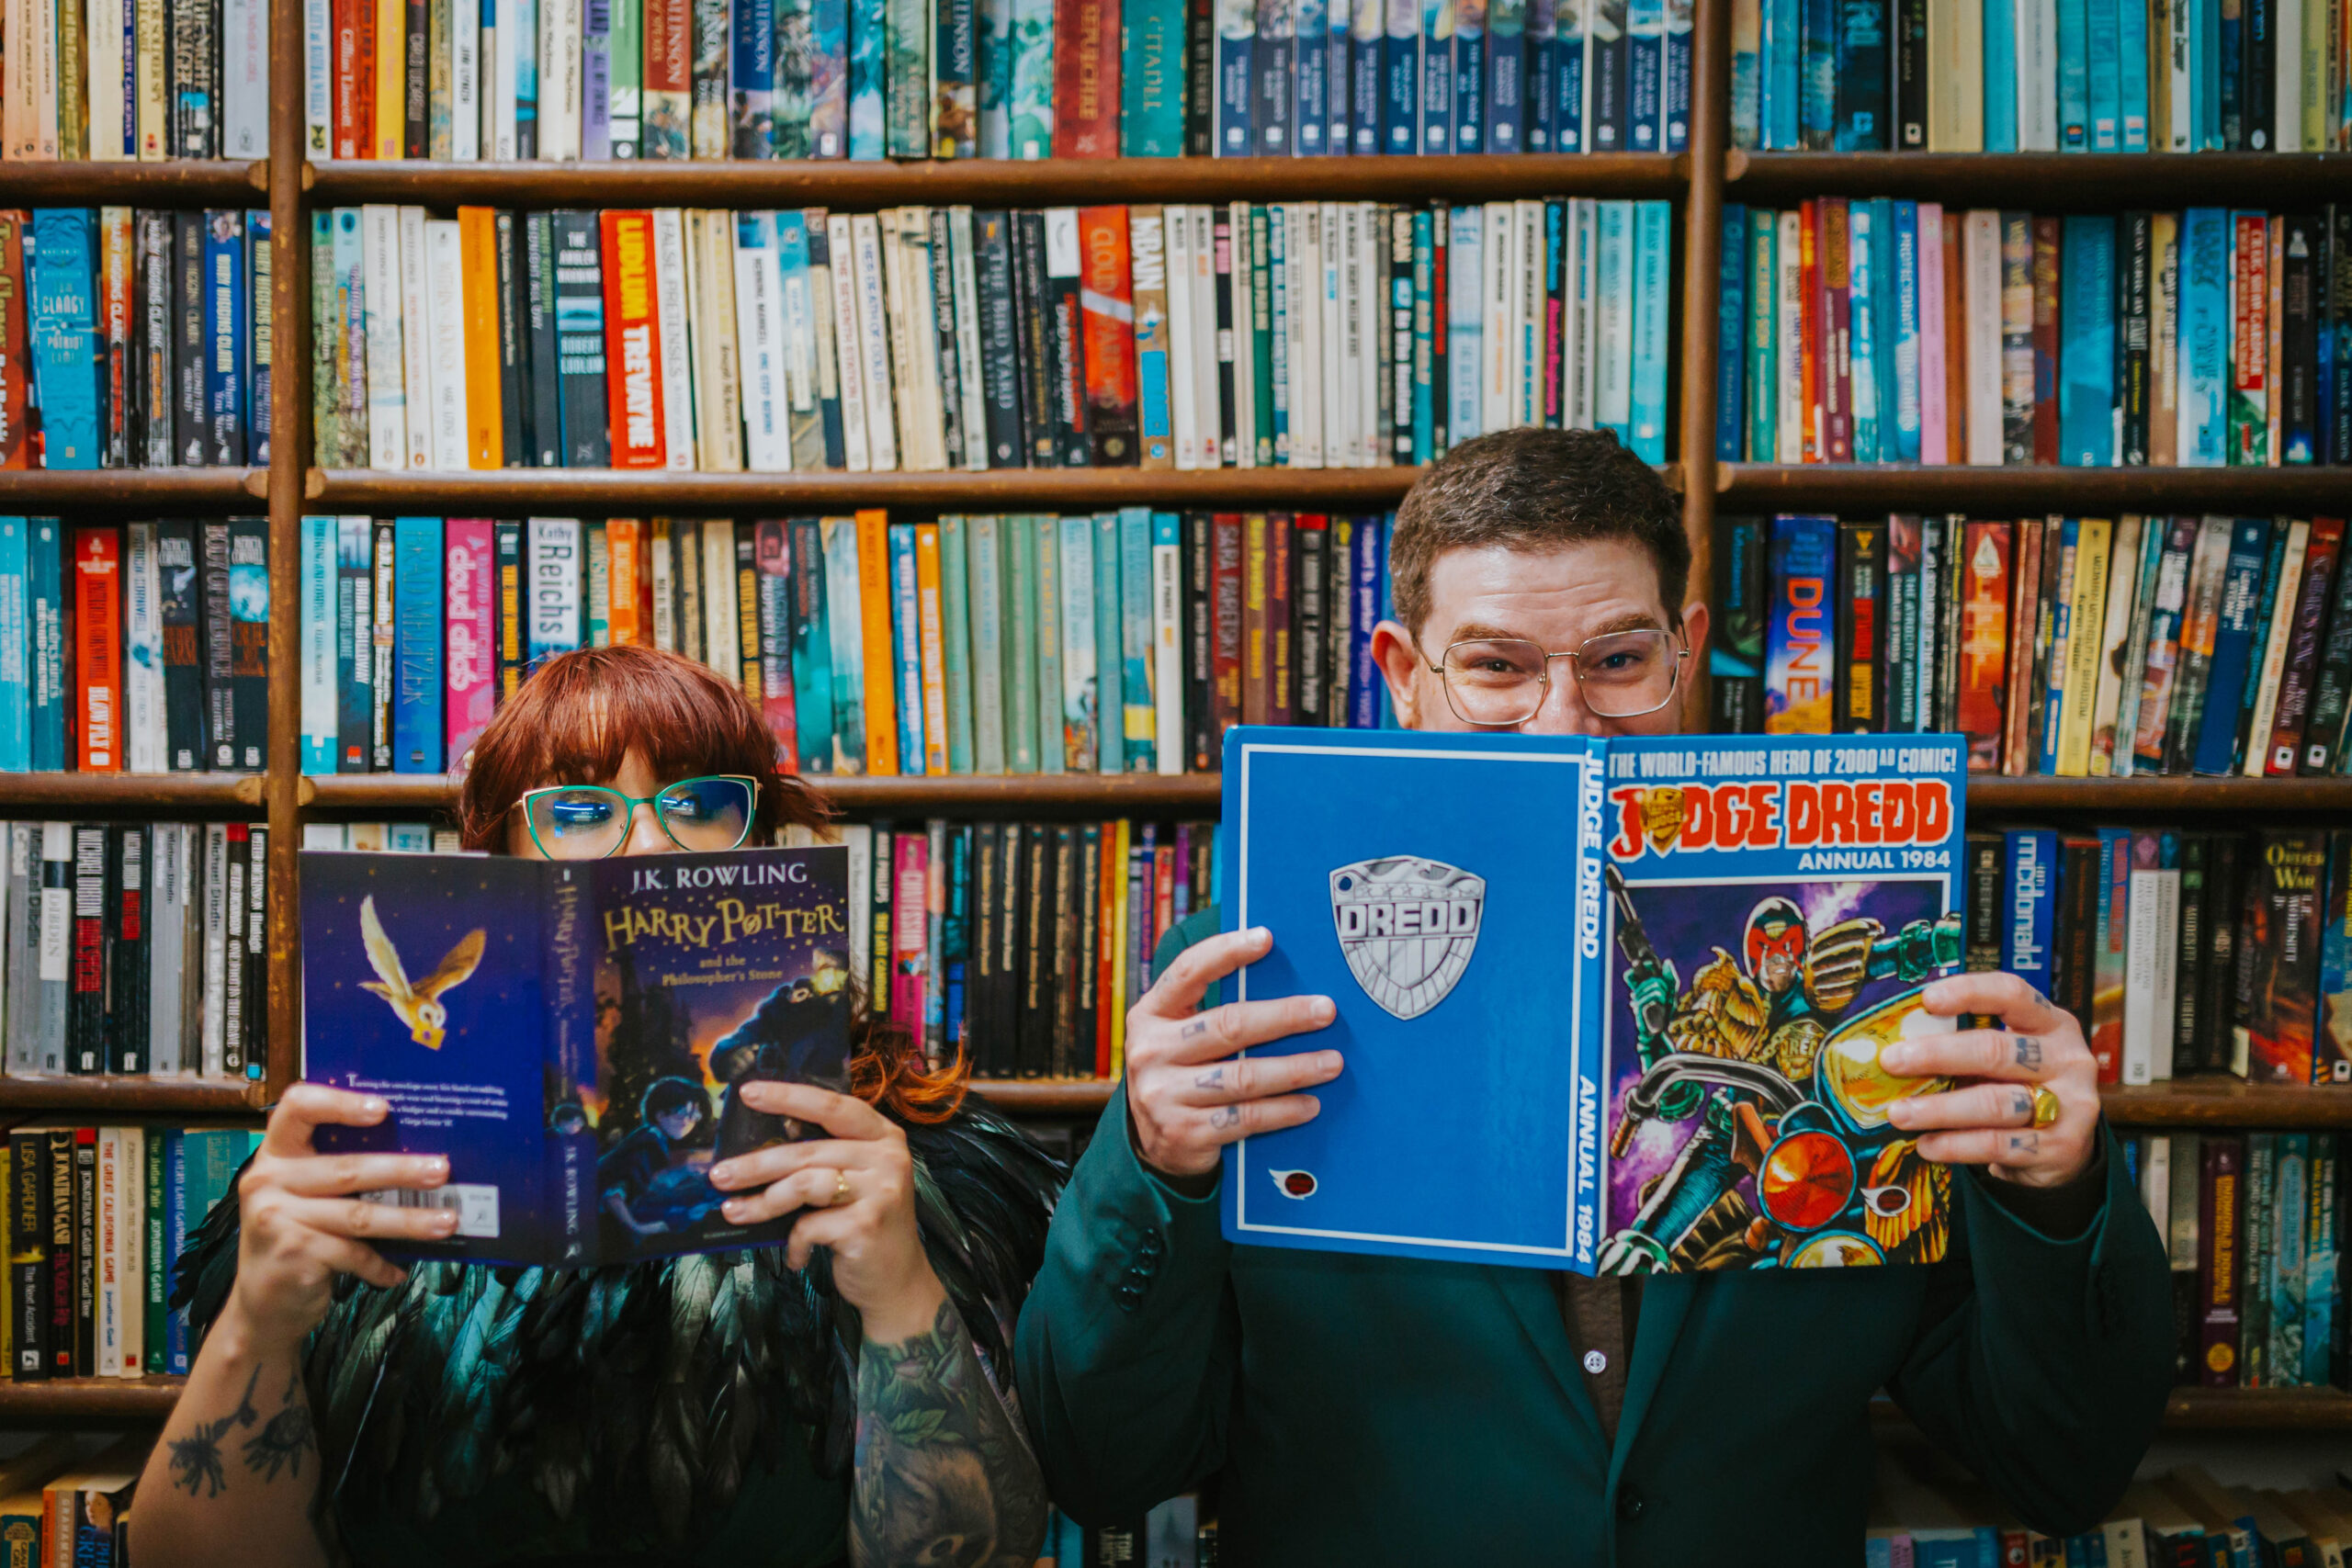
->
[[1211, 513, 1241, 735], [2267, 516, 2343, 773], [0, 210, 28, 469], [645, 0, 692, 103], [1048, 0, 1122, 157], [101, 210, 130, 466], [2232, 213, 2268, 465], [1267, 513, 1293, 727], [334, 0, 369, 159], [1819, 197, 1852, 463], [1150, 842, 1174, 976], [1076, 206, 1138, 465], [443, 518, 497, 767], [600, 210, 667, 469], [2030, 215, 2062, 465], [74, 528, 122, 773], [1956, 520, 2013, 771], [890, 831, 929, 1029], [2000, 516, 2043, 775], [2197, 1134, 2244, 1386]]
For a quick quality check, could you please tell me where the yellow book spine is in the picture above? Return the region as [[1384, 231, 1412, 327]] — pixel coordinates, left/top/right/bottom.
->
[[458, 208, 502, 468], [374, 0, 405, 158], [855, 510, 899, 775], [1109, 818, 1131, 1077], [2056, 518, 2113, 777], [914, 523, 949, 775]]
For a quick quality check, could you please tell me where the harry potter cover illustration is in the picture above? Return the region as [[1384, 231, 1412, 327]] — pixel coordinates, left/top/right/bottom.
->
[[303, 845, 853, 1268]]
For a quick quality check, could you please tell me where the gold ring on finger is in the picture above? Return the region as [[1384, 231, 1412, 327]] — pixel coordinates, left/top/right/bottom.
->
[[830, 1169, 853, 1207], [2029, 1084, 2062, 1129]]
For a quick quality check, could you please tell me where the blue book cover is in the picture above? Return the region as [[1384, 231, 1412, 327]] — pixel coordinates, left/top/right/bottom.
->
[[2178, 209, 2231, 464], [303, 845, 854, 1267], [2058, 215, 2116, 465], [732, 0, 777, 153], [1831, 0, 1886, 148], [1219, 0, 1260, 153], [0, 517, 25, 772], [1765, 513, 1836, 733], [2000, 828, 2058, 993], [1328, 0, 1353, 153], [1891, 200, 1921, 461], [393, 517, 445, 773], [1849, 201, 1880, 462], [2190, 0, 2218, 147], [1747, 209, 1777, 457], [1795, 0, 1833, 146], [1870, 196, 1897, 459], [1409, 209, 1434, 460], [2056, 0, 2088, 147], [1661, 0, 1689, 149], [1452, 0, 1486, 149], [2270, 1131, 2308, 1378], [164, 1130, 187, 1373], [28, 519, 63, 772], [1523, 0, 1553, 146], [1629, 200, 1669, 462], [2115, 0, 2146, 148], [1485, 0, 1524, 150], [849, 0, 887, 154], [1295, 0, 1330, 151], [888, 523, 926, 774], [1118, 508, 1155, 772], [975, 0, 1010, 155], [300, 513, 336, 774], [205, 211, 249, 464], [28, 210, 99, 471], [1093, 513, 1124, 773], [1762, 0, 1797, 146], [2039, 519, 2079, 774], [1982, 0, 2017, 149], [1715, 204, 1746, 462], [1351, 0, 1383, 150], [247, 210, 272, 465], [1553, 0, 1582, 149], [1255, 0, 1298, 153], [2192, 518, 2278, 774], [1221, 727, 1968, 1272], [1419, 0, 1453, 148], [1349, 515, 1382, 728], [1625, 0, 1661, 149], [1122, 0, 1186, 152], [2085, 0, 2118, 149], [1383, 0, 1419, 150]]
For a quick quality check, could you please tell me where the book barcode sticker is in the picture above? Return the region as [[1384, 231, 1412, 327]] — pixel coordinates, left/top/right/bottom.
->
[[360, 1183, 501, 1239]]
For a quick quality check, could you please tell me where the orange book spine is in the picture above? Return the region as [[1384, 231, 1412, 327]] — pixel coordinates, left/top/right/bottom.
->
[[74, 528, 123, 773], [601, 211, 667, 469], [1956, 520, 2013, 772], [1095, 818, 1118, 1077], [1076, 207, 1139, 466], [854, 509, 899, 775], [1797, 200, 1820, 463], [607, 519, 643, 645], [459, 208, 503, 468], [1151, 842, 1174, 966], [914, 522, 949, 774], [2000, 516, 2044, 776]]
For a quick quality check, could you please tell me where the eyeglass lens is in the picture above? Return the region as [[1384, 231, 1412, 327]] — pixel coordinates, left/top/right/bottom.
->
[[526, 777, 755, 860], [1440, 633, 1679, 724]]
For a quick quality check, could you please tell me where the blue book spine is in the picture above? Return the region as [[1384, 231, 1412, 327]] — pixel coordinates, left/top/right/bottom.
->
[[1124, 0, 1187, 152], [393, 517, 446, 773], [2001, 828, 2059, 990], [205, 211, 248, 464], [0, 518, 25, 771], [247, 210, 272, 465], [1220, 0, 1260, 152], [1982, 0, 2018, 149], [1486, 0, 1524, 151], [1377, 514, 1397, 728], [2085, 0, 2119, 149], [2179, 209, 2230, 464], [2040, 519, 2079, 773], [1419, 0, 1453, 148], [1350, 516, 1381, 727], [1384, 0, 1419, 150], [1796, 0, 1833, 145], [1092, 513, 1124, 773], [2056, 0, 2088, 146], [2192, 519, 2277, 774], [1869, 197, 1897, 461], [1447, 207, 1481, 445], [1594, 199, 1629, 444], [1352, 0, 1384, 149], [1453, 0, 1486, 150], [1661, 0, 1689, 149], [28, 210, 99, 471], [1554, 0, 1582, 149], [28, 519, 63, 772], [1409, 209, 1434, 461], [1891, 200, 1921, 461], [976, 0, 1010, 155], [1256, 0, 1298, 153], [1119, 509, 1155, 771], [1715, 204, 1746, 461], [849, 0, 887, 154], [1625, 0, 1661, 150], [1295, 0, 1330, 151], [888, 524, 926, 773], [1849, 201, 1880, 462], [300, 514, 336, 773], [2191, 0, 2219, 147], [1630, 200, 1669, 463], [164, 1129, 188, 1374], [733, 0, 777, 153], [1525, 0, 1555, 146], [1763, 0, 1798, 145], [2058, 215, 2117, 465], [1747, 210, 1776, 457], [1763, 513, 1836, 732], [1329, 0, 1354, 153], [1832, 0, 1887, 149], [2115, 0, 2146, 147]]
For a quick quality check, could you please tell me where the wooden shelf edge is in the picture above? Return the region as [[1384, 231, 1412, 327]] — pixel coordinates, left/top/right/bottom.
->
[[1873, 1386, 2352, 1432], [0, 469, 265, 509], [2103, 1079, 2352, 1129], [0, 1378, 186, 1421], [970, 1079, 1117, 1116], [1728, 150, 2352, 206], [1718, 462, 2349, 509], [0, 773, 266, 813], [307, 152, 1688, 206], [0, 161, 267, 201], [1966, 776, 2352, 811], [0, 1077, 261, 1114]]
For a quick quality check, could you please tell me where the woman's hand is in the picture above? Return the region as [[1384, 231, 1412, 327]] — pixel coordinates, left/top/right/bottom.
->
[[708, 1085, 944, 1342], [230, 1086, 459, 1349], [1883, 972, 2103, 1189], [1124, 926, 1343, 1181]]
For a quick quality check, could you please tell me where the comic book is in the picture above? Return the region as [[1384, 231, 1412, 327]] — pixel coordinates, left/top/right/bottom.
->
[[300, 845, 853, 1268], [1220, 726, 1969, 1273]]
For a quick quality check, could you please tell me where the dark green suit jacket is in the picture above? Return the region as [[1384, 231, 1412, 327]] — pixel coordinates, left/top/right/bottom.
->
[[1014, 908, 2174, 1566]]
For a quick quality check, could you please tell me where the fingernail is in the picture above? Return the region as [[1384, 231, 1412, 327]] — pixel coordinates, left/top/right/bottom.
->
[[1882, 1045, 1914, 1072], [709, 1163, 735, 1188], [1311, 998, 1336, 1024], [722, 1200, 749, 1222], [426, 1156, 449, 1179], [1886, 1100, 1912, 1124], [1317, 1052, 1343, 1075], [1250, 926, 1272, 944], [433, 1212, 458, 1232], [362, 1098, 389, 1116]]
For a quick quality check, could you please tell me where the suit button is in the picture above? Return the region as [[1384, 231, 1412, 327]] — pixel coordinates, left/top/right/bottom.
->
[[1115, 1283, 1145, 1312], [1131, 1257, 1159, 1280], [1617, 1488, 1645, 1522]]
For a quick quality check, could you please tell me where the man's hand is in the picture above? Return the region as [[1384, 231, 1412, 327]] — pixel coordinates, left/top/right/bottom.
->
[[1882, 972, 2100, 1190], [1125, 927, 1344, 1181]]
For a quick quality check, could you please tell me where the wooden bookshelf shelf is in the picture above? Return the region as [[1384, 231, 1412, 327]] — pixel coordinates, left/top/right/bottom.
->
[[0, 1077, 258, 1114], [1725, 150, 2352, 207], [1964, 776, 2352, 813], [1717, 462, 2349, 511], [0, 161, 267, 203], [0, 773, 266, 815], [971, 1079, 1117, 1116], [0, 1378, 185, 1423], [0, 469, 265, 512], [1873, 1386, 2352, 1433], [2103, 1078, 2352, 1129], [305, 152, 1689, 209]]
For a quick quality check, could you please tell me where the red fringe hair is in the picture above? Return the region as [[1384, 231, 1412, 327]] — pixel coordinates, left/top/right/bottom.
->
[[453, 645, 969, 1124]]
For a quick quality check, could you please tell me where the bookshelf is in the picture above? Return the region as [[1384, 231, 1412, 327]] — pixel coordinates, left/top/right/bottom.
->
[[0, 0, 2342, 1434]]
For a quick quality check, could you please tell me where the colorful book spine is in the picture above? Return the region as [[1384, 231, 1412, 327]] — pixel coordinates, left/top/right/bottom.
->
[[1763, 513, 1833, 735]]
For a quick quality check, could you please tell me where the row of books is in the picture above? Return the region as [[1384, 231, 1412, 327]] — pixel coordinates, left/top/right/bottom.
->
[[2135, 1130, 2344, 1392], [304, 0, 1693, 163], [294, 511, 1398, 779], [0, 0, 268, 160], [313, 198, 1675, 478], [0, 822, 272, 1081], [1717, 513, 2352, 782], [0, 1121, 255, 1379], [1713, 203, 2352, 469], [1868, 1461, 2352, 1564], [0, 519, 271, 776], [1731, 0, 2352, 153], [0, 1435, 148, 1568], [0, 209, 274, 471]]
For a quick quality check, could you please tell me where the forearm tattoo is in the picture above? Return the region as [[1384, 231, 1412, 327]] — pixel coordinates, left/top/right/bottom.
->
[[852, 1300, 1049, 1568], [167, 1359, 318, 1498]]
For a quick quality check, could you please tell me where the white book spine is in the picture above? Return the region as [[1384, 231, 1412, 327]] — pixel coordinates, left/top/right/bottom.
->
[[2122, 860, 2172, 1086], [123, 523, 163, 772], [1166, 207, 1200, 471], [1962, 210, 2005, 466], [1359, 202, 1382, 466], [2165, 0, 2190, 148], [949, 208, 989, 471], [300, 514, 335, 768], [528, 517, 584, 653], [649, 525, 676, 650], [1296, 204, 1325, 467], [1566, 200, 1594, 430], [1152, 533, 1183, 774], [492, 0, 522, 157], [1194, 206, 1224, 468], [37, 823, 69, 1074], [148, 824, 184, 1074], [843, 823, 873, 980], [398, 207, 435, 468], [692, 211, 746, 471], [2149, 870, 2179, 1080], [88, 0, 128, 159], [827, 213, 871, 472], [1595, 203, 1632, 436], [878, 213, 922, 470], [423, 219, 468, 469], [853, 212, 899, 471], [1320, 201, 1346, 466], [733, 214, 789, 472], [200, 823, 226, 1077], [2271, 0, 2300, 150], [1336, 202, 1363, 465], [300, 0, 333, 152], [899, 215, 947, 472], [452, 0, 481, 159], [650, 209, 697, 468], [222, 0, 270, 156], [1227, 200, 1254, 467], [360, 206, 408, 469], [703, 519, 738, 678], [1515, 199, 1543, 432], [540, 0, 585, 157], [135, 0, 166, 157], [2244, 520, 2308, 773], [479, 18, 499, 156], [97, 1129, 120, 1375], [1917, 202, 1947, 464], [2016, 0, 2056, 149], [119, 1125, 142, 1372]]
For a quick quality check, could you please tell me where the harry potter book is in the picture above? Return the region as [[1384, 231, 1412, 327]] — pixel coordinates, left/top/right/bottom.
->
[[1221, 727, 1968, 1273], [302, 844, 853, 1268]]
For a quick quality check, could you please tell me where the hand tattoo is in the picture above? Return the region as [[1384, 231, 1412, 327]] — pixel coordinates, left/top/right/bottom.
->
[[2013, 1035, 2043, 1068], [168, 1365, 263, 1497], [1194, 1067, 1226, 1090], [852, 1300, 1048, 1568], [2011, 1089, 2035, 1121], [1209, 1106, 1241, 1130], [2007, 1134, 2041, 1156], [1180, 1019, 1210, 1040], [242, 1365, 317, 1483]]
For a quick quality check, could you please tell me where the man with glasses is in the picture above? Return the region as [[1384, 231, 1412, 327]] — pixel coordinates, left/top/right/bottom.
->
[[1015, 429, 2170, 1563]]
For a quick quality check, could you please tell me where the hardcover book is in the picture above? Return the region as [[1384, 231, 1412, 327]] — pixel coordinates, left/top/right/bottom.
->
[[1221, 727, 1968, 1273], [303, 845, 853, 1267]]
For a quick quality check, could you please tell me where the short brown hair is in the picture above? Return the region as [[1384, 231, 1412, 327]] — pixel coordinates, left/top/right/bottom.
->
[[1387, 428, 1690, 637]]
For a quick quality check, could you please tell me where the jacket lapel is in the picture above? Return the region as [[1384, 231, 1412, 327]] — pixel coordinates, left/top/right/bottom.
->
[[1607, 1272, 1696, 1476], [1490, 1268, 1611, 1465]]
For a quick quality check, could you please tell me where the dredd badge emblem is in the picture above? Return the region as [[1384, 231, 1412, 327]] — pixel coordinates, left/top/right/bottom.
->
[[1329, 858, 1487, 1021]]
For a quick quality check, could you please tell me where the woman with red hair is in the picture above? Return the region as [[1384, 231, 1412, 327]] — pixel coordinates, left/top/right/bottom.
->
[[141, 646, 1061, 1568]]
